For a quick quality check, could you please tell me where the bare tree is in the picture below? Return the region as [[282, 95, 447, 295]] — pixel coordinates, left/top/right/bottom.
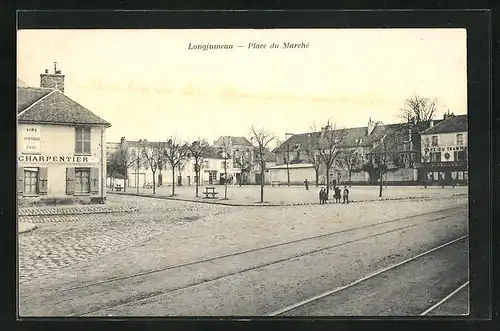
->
[[186, 139, 210, 197], [233, 148, 252, 187], [399, 95, 438, 166], [107, 147, 138, 192], [217, 136, 232, 200], [315, 121, 348, 195], [369, 128, 404, 197], [420, 136, 431, 188], [161, 137, 189, 196], [337, 150, 360, 186], [139, 140, 163, 194], [250, 126, 276, 203]]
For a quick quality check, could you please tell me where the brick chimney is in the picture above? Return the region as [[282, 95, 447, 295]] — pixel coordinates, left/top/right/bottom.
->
[[367, 117, 376, 135], [40, 62, 65, 93]]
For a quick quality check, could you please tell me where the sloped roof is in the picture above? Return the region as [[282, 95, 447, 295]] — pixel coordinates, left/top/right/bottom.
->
[[204, 146, 225, 159], [17, 87, 111, 127], [274, 125, 383, 153], [17, 87, 52, 114], [252, 146, 276, 162], [420, 115, 467, 135], [214, 136, 253, 147]]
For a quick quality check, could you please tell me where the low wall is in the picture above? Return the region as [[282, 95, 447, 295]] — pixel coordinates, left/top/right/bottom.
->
[[18, 196, 106, 207]]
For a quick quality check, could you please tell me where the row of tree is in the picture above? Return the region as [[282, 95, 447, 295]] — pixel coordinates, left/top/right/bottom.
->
[[280, 95, 440, 197], [107, 126, 276, 203]]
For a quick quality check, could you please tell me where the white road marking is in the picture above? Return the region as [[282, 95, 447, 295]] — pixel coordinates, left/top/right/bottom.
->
[[266, 235, 468, 316], [420, 281, 470, 316]]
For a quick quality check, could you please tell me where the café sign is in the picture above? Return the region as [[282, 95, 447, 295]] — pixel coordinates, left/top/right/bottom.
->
[[18, 154, 99, 164], [20, 125, 41, 154]]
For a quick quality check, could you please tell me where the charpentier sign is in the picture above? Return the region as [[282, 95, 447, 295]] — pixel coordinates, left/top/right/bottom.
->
[[18, 155, 99, 164]]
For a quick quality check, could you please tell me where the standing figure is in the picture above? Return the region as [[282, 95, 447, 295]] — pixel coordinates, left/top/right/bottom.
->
[[319, 188, 325, 205], [343, 186, 350, 204], [335, 185, 341, 203], [304, 179, 309, 191]]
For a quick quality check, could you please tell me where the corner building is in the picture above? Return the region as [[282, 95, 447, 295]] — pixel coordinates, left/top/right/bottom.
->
[[17, 65, 111, 204]]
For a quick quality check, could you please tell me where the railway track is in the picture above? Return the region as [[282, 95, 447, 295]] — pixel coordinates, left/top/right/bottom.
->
[[266, 235, 468, 316], [59, 207, 468, 317], [66, 205, 465, 292]]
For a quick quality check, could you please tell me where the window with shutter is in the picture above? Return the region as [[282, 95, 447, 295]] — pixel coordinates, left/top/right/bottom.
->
[[38, 167, 48, 194], [24, 168, 38, 195], [66, 168, 76, 195], [90, 167, 99, 194], [17, 167, 25, 194]]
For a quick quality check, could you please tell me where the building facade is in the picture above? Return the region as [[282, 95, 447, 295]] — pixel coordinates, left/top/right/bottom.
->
[[417, 114, 468, 185], [17, 65, 111, 204], [273, 117, 439, 185]]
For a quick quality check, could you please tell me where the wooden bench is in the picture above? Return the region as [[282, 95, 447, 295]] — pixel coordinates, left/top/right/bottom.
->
[[143, 182, 154, 189], [203, 187, 219, 199], [114, 184, 123, 191], [271, 181, 282, 187]]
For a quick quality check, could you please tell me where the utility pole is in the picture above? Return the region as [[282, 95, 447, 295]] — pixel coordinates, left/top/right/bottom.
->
[[224, 156, 228, 199], [285, 133, 294, 187], [136, 154, 140, 194], [286, 144, 290, 187]]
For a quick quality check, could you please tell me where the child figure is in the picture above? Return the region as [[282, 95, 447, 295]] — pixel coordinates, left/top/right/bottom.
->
[[319, 188, 325, 205], [343, 186, 350, 204]]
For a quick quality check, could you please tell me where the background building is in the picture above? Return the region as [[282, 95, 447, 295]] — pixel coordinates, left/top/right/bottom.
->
[[17, 64, 111, 205], [272, 117, 439, 185], [417, 113, 468, 185]]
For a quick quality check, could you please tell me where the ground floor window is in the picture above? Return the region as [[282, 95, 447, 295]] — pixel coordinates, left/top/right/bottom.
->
[[24, 168, 38, 194], [75, 168, 91, 193], [208, 172, 217, 184]]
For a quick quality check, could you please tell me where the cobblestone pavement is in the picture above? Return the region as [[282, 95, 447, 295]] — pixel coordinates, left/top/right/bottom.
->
[[18, 195, 233, 284], [19, 203, 138, 218]]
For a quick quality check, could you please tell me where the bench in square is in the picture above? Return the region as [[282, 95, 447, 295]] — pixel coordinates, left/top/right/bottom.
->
[[114, 184, 123, 191], [203, 187, 219, 199], [271, 181, 282, 187]]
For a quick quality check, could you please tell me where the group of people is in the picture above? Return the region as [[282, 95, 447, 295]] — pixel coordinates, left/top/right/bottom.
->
[[319, 185, 349, 205]]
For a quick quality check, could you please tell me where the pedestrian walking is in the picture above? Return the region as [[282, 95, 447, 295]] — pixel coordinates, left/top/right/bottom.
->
[[304, 179, 309, 191], [343, 186, 350, 204]]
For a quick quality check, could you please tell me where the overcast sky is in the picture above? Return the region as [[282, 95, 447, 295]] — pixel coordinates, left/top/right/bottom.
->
[[17, 29, 467, 146]]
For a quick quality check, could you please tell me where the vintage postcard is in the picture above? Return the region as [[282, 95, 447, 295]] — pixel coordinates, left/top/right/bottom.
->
[[17, 28, 469, 317]]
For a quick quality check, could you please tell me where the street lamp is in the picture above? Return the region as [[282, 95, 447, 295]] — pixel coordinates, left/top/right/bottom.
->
[[285, 133, 294, 187], [218, 149, 229, 200], [136, 139, 142, 194]]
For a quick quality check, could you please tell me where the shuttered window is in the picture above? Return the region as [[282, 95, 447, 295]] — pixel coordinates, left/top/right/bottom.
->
[[75, 127, 91, 154], [75, 168, 91, 194], [24, 169, 38, 194]]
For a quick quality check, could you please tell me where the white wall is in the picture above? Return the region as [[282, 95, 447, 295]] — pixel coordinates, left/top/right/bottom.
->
[[421, 131, 468, 162], [17, 123, 106, 198]]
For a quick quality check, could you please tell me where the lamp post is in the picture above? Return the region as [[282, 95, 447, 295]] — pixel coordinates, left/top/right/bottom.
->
[[219, 149, 229, 200], [136, 139, 142, 194]]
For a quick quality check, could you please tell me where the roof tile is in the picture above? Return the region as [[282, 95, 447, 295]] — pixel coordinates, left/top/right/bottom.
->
[[17, 87, 111, 127]]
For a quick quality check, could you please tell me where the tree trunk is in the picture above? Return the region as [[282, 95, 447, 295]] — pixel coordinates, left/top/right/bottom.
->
[[379, 170, 383, 197], [171, 168, 175, 196], [195, 169, 199, 197], [348, 169, 352, 187], [123, 175, 127, 192], [260, 170, 264, 203], [152, 170, 156, 194], [326, 168, 330, 195], [315, 170, 319, 187]]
